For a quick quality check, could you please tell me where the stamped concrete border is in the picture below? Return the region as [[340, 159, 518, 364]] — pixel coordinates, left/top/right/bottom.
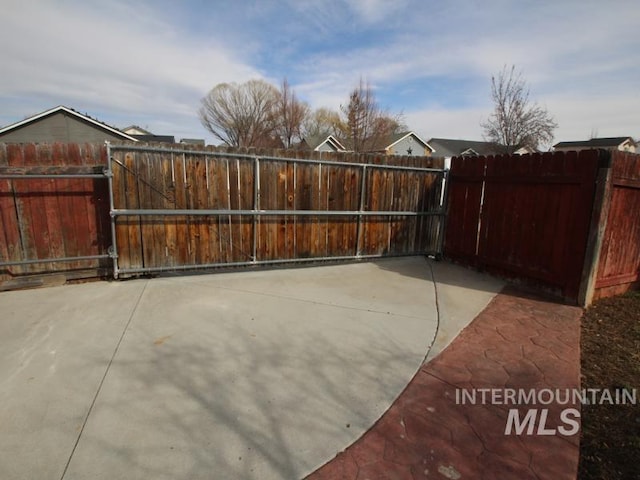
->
[[306, 286, 583, 480]]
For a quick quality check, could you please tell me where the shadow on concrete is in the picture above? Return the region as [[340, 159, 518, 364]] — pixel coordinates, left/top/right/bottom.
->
[[373, 256, 505, 294], [1, 257, 502, 480], [62, 268, 434, 480]]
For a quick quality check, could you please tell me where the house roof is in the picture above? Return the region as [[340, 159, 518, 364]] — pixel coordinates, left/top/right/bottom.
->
[[0, 105, 139, 142], [304, 134, 346, 152], [122, 125, 154, 135], [384, 131, 434, 152], [553, 137, 635, 149], [180, 138, 206, 145], [130, 134, 176, 144], [427, 138, 504, 157]]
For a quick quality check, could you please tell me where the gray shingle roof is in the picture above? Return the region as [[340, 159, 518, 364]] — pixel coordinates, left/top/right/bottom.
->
[[130, 134, 176, 144], [553, 137, 634, 149], [427, 138, 504, 157], [0, 105, 138, 141], [301, 135, 346, 151]]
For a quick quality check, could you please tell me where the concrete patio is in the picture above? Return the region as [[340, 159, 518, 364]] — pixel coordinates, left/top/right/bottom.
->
[[0, 257, 503, 479]]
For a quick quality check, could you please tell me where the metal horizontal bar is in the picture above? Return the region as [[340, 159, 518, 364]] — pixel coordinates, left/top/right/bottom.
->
[[0, 254, 110, 267], [108, 144, 445, 173], [258, 155, 445, 173], [0, 174, 107, 179], [111, 208, 444, 217], [116, 252, 439, 276], [109, 143, 256, 159]]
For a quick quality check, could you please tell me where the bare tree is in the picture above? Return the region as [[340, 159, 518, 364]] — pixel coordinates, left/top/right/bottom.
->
[[302, 107, 345, 140], [274, 79, 310, 148], [481, 65, 558, 153], [341, 78, 404, 153], [199, 79, 280, 147]]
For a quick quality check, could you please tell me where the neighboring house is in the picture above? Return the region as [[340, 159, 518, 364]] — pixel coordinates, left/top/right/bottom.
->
[[553, 137, 636, 153], [0, 105, 138, 143], [427, 138, 505, 169], [128, 134, 176, 143], [428, 138, 537, 162], [122, 125, 153, 136], [298, 135, 347, 153], [122, 124, 175, 144], [513, 145, 538, 155], [298, 131, 432, 157], [373, 131, 434, 157], [180, 138, 206, 146], [428, 138, 504, 158]]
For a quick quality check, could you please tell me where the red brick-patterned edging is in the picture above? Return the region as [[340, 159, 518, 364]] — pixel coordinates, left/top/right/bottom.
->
[[306, 286, 582, 480]]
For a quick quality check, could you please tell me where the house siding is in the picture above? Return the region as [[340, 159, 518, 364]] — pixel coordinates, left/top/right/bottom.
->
[[620, 140, 636, 152], [0, 111, 128, 143], [316, 141, 337, 153], [555, 145, 636, 153], [554, 138, 636, 153], [388, 136, 431, 156]]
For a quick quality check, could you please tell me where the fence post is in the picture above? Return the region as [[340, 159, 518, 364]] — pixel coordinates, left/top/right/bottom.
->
[[578, 149, 613, 306], [253, 156, 260, 263], [355, 164, 367, 257], [105, 141, 120, 279], [435, 168, 450, 257]]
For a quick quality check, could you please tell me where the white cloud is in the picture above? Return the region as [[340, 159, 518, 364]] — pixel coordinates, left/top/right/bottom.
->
[[0, 1, 262, 140], [548, 94, 640, 141], [1, 0, 638, 144], [344, 0, 411, 24], [405, 107, 487, 143], [290, 0, 640, 141], [403, 92, 640, 149], [295, 76, 350, 110]]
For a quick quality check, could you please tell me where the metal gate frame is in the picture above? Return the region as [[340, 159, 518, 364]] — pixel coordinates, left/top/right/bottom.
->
[[106, 143, 449, 279]]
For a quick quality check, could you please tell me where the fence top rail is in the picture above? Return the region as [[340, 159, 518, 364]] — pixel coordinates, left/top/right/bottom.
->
[[106, 142, 445, 174]]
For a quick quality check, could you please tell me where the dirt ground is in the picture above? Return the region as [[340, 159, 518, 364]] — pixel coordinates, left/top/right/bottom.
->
[[578, 290, 640, 479]]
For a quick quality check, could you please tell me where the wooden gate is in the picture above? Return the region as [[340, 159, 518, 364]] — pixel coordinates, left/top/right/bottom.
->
[[106, 144, 446, 277], [444, 150, 600, 301]]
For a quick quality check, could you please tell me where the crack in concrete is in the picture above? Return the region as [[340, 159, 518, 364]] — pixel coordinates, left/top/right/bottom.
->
[[59, 280, 150, 480]]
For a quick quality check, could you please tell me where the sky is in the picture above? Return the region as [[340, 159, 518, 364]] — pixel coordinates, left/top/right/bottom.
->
[[1, 0, 639, 149]]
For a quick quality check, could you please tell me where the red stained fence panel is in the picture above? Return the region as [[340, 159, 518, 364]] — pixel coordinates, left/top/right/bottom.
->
[[442, 155, 484, 264], [0, 143, 111, 285], [445, 150, 600, 302], [593, 151, 640, 299]]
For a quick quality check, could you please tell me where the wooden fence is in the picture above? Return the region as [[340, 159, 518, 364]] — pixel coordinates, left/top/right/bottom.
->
[[108, 144, 445, 277], [0, 142, 444, 286], [3, 142, 639, 305], [0, 143, 110, 289], [586, 151, 640, 301], [444, 150, 601, 302]]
